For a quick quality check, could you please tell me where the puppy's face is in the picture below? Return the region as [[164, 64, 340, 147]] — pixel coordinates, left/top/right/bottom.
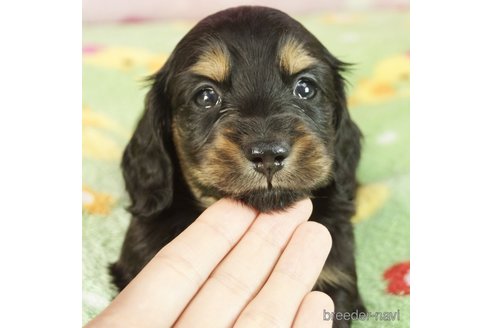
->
[[160, 8, 346, 212], [124, 7, 353, 214]]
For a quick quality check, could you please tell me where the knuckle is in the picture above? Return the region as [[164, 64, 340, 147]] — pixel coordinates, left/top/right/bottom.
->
[[209, 270, 251, 298], [238, 309, 283, 328], [154, 249, 203, 288], [274, 268, 312, 291], [195, 219, 235, 248], [248, 225, 285, 249]]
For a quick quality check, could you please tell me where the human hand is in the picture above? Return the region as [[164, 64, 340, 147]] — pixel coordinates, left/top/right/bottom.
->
[[87, 198, 334, 327]]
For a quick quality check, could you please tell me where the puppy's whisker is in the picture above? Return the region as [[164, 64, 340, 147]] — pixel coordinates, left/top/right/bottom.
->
[[218, 106, 238, 115], [193, 112, 230, 150], [292, 104, 323, 132]]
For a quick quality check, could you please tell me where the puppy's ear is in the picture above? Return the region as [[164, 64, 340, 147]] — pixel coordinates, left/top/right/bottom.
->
[[328, 56, 362, 199], [121, 70, 175, 219]]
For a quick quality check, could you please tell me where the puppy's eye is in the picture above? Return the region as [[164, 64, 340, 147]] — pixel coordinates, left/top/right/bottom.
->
[[195, 88, 221, 108], [294, 79, 316, 99]]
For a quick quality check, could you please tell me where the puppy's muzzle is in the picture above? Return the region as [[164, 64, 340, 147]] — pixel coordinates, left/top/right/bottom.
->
[[244, 141, 290, 186]]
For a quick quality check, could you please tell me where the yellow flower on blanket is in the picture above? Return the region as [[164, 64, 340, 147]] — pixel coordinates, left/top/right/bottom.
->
[[373, 55, 410, 83], [83, 129, 122, 160], [82, 186, 114, 215], [349, 54, 410, 106], [352, 183, 390, 223], [83, 46, 168, 74], [82, 106, 129, 138], [82, 106, 129, 161]]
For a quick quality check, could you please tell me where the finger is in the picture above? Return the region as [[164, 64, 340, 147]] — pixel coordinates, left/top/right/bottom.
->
[[87, 198, 257, 328], [234, 221, 332, 328], [175, 199, 313, 328], [293, 291, 334, 328]]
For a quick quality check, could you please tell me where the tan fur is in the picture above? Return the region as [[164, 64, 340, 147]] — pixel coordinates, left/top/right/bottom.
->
[[278, 125, 334, 189], [316, 266, 355, 290], [189, 42, 231, 82], [279, 37, 317, 75], [172, 121, 219, 208], [198, 134, 262, 193]]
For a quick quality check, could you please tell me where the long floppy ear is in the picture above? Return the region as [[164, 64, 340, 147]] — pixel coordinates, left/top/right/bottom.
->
[[329, 56, 362, 199], [121, 71, 175, 219]]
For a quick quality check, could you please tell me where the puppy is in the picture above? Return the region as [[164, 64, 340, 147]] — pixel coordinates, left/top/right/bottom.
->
[[111, 6, 365, 327]]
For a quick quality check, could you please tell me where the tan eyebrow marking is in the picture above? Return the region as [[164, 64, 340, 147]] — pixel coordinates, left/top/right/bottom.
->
[[279, 37, 317, 75], [189, 41, 231, 82]]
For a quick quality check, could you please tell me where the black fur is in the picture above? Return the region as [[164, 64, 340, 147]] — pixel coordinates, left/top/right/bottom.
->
[[110, 6, 364, 327]]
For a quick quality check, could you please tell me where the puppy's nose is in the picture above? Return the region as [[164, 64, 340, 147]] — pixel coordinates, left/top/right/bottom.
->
[[245, 141, 291, 176]]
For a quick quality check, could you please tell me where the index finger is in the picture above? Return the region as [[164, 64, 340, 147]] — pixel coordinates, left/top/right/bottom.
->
[[87, 198, 257, 328]]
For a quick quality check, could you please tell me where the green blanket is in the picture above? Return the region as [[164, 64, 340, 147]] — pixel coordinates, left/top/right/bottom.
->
[[83, 10, 409, 327]]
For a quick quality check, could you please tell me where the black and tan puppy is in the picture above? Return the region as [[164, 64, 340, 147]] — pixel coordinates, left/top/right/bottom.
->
[[111, 6, 365, 327]]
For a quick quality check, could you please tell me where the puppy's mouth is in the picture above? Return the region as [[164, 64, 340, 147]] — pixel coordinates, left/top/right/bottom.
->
[[192, 176, 312, 212], [232, 187, 312, 212], [192, 162, 326, 212]]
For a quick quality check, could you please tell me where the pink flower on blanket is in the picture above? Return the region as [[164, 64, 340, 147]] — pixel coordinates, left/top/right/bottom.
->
[[83, 45, 104, 55]]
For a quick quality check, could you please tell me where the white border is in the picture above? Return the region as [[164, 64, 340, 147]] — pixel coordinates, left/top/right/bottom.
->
[[0, 0, 81, 325], [412, 1, 492, 327], [1, 0, 492, 326]]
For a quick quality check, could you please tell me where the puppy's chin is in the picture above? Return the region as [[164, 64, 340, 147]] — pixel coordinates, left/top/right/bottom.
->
[[232, 188, 311, 213]]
